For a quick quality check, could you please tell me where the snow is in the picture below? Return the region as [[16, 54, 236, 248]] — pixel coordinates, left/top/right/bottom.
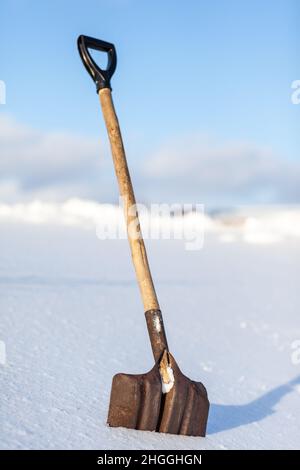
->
[[160, 366, 175, 394], [0, 200, 300, 449]]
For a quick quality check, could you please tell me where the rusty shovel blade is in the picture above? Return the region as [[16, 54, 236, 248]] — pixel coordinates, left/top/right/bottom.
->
[[107, 351, 209, 437]]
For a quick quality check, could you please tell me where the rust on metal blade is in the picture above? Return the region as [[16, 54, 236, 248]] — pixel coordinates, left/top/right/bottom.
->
[[107, 364, 162, 431], [107, 352, 209, 437]]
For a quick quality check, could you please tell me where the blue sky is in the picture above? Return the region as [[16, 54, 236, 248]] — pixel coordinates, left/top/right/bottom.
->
[[0, 0, 299, 205]]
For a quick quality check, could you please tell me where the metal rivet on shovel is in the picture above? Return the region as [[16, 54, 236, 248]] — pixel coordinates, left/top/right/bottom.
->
[[77, 35, 209, 436]]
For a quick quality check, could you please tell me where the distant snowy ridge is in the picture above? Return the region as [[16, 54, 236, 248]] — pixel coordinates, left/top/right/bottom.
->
[[0, 198, 300, 244]]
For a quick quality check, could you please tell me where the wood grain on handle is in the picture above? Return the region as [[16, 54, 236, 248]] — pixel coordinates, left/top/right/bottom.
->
[[99, 88, 159, 312]]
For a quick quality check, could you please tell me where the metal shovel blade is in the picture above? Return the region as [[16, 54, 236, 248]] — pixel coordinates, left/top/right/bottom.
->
[[107, 351, 209, 436]]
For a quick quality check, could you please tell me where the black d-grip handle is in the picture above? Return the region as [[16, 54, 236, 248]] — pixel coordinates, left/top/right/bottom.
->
[[77, 35, 117, 92]]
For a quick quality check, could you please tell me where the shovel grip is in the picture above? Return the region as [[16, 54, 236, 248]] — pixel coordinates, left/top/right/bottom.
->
[[77, 35, 117, 91]]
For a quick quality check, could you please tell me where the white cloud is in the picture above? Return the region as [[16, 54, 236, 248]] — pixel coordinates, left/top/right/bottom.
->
[[142, 135, 300, 205], [0, 114, 108, 202], [1, 115, 299, 206]]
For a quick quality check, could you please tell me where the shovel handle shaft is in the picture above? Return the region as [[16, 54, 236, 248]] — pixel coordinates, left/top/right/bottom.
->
[[78, 35, 169, 361], [99, 88, 168, 360], [99, 88, 158, 311]]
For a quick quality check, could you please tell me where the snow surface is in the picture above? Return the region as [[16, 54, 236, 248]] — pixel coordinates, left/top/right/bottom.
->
[[0, 200, 300, 449]]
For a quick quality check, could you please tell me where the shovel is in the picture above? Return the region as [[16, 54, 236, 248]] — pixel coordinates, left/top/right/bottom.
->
[[77, 35, 209, 436]]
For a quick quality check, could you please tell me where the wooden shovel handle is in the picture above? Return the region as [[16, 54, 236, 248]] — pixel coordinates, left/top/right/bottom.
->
[[99, 88, 159, 312], [99, 88, 168, 361]]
